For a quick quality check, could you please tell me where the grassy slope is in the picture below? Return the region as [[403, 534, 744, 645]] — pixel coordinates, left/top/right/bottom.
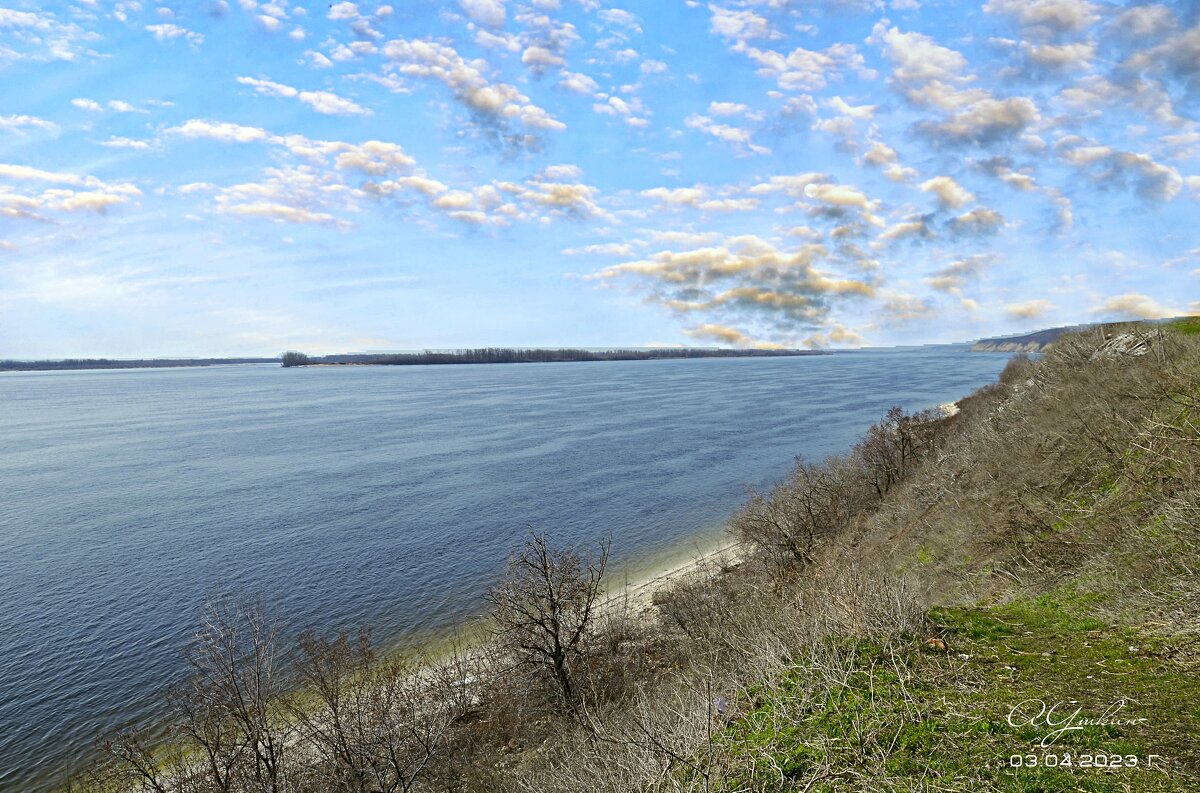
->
[[710, 322, 1200, 791]]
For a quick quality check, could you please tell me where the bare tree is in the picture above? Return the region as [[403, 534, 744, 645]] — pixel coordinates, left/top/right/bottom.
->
[[485, 531, 609, 711], [183, 592, 293, 793]]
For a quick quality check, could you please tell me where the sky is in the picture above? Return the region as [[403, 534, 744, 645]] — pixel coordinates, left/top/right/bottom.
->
[[0, 0, 1197, 357]]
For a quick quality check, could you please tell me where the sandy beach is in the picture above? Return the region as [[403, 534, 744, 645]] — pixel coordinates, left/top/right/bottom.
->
[[606, 535, 743, 614]]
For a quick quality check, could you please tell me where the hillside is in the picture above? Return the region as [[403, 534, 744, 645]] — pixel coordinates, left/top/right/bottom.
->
[[76, 320, 1200, 793], [972, 316, 1200, 352], [970, 326, 1081, 352]]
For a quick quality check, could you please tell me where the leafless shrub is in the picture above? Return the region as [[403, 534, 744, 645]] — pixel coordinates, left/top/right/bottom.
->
[[795, 563, 926, 640], [997, 352, 1036, 388], [852, 406, 941, 503], [732, 455, 861, 575], [181, 592, 293, 792], [291, 628, 455, 792]]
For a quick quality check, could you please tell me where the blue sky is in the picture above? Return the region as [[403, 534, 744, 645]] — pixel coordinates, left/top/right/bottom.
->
[[0, 0, 1197, 356]]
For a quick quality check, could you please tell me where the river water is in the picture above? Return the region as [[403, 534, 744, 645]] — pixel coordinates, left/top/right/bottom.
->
[[0, 347, 1010, 789]]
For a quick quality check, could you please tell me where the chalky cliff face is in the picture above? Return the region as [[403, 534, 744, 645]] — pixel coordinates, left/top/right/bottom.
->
[[1, 1, 1198, 358]]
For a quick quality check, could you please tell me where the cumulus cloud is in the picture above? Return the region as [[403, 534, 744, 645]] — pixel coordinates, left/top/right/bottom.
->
[[214, 165, 355, 229], [920, 175, 974, 208], [562, 242, 638, 256], [1108, 4, 1176, 40], [522, 45, 563, 70], [221, 202, 342, 226], [0, 8, 96, 61], [593, 94, 650, 128], [146, 23, 204, 46], [916, 96, 1040, 146], [684, 323, 782, 349], [877, 218, 933, 243], [329, 141, 415, 174], [1056, 142, 1182, 201], [1022, 40, 1095, 71], [495, 176, 604, 218], [640, 185, 759, 213], [951, 207, 1005, 235], [1121, 25, 1200, 96], [167, 119, 270, 143], [328, 2, 359, 21], [460, 0, 506, 28], [975, 156, 1037, 191], [684, 114, 769, 155], [0, 114, 59, 135], [872, 24, 970, 86], [599, 8, 641, 31], [924, 254, 992, 294], [236, 76, 370, 116], [559, 70, 598, 94], [0, 162, 140, 220], [735, 41, 870, 92], [709, 5, 776, 41], [1090, 292, 1180, 320], [99, 136, 152, 149], [589, 234, 875, 345], [1005, 298, 1056, 319], [384, 38, 564, 146], [878, 293, 935, 325], [983, 0, 1100, 37]]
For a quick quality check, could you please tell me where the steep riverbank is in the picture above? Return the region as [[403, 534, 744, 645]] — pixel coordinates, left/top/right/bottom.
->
[[76, 319, 1200, 793]]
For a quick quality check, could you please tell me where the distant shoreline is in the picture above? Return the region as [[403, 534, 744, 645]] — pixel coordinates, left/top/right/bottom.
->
[[0, 348, 830, 373], [0, 358, 277, 372], [281, 347, 829, 368]]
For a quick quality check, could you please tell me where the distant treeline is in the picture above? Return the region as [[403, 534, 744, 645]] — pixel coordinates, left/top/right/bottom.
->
[[0, 357, 278, 372], [281, 347, 826, 367]]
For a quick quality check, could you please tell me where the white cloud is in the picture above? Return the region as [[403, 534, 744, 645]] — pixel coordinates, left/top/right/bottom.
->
[[0, 114, 59, 135], [0, 163, 141, 221], [1005, 298, 1056, 319], [684, 114, 769, 155], [872, 24, 969, 85], [237, 76, 370, 116], [460, 0, 506, 28], [328, 2, 359, 21], [919, 175, 974, 208], [709, 5, 775, 41], [99, 136, 151, 149], [599, 8, 641, 31], [145, 23, 204, 46], [1091, 292, 1180, 320], [736, 41, 869, 91], [384, 38, 565, 142], [983, 0, 1099, 36], [167, 119, 270, 143], [559, 70, 599, 94]]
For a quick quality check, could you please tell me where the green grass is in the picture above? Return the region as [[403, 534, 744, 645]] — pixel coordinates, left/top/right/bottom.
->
[[1165, 316, 1200, 336], [710, 597, 1200, 791]]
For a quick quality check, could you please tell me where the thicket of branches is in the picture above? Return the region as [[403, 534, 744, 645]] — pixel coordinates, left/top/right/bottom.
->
[[74, 322, 1200, 792]]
